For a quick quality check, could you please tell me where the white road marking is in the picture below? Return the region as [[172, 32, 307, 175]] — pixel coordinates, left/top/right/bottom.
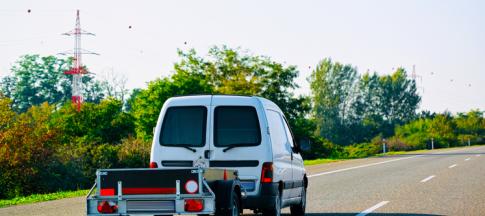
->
[[356, 201, 389, 216], [465, 158, 471, 161], [308, 155, 421, 178], [420, 175, 435, 183], [476, 154, 481, 157], [449, 164, 457, 168]]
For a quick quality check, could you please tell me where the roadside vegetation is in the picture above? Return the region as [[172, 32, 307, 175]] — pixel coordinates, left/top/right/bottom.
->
[[0, 189, 89, 208], [1, 46, 484, 201]]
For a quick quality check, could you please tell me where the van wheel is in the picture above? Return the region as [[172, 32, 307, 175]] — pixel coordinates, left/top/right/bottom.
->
[[290, 187, 306, 216], [262, 190, 281, 216], [216, 190, 240, 216], [230, 192, 240, 216]]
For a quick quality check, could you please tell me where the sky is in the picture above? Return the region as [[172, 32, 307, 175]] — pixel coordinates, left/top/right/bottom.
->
[[0, 0, 484, 113]]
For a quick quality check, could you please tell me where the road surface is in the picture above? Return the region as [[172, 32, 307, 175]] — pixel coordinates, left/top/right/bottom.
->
[[1, 145, 484, 216]]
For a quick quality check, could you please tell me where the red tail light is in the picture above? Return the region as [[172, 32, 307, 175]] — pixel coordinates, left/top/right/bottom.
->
[[184, 199, 204, 212], [261, 162, 273, 183], [149, 161, 158, 168], [97, 201, 118, 214]]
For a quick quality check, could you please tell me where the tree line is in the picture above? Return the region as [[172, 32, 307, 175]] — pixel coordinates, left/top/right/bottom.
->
[[0, 46, 484, 199]]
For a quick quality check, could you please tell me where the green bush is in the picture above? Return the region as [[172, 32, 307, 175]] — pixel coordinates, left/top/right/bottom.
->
[[342, 142, 380, 159]]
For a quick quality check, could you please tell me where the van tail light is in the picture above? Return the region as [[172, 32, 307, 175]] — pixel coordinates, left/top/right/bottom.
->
[[184, 199, 204, 212], [261, 162, 273, 183], [149, 162, 158, 168], [97, 201, 118, 214]]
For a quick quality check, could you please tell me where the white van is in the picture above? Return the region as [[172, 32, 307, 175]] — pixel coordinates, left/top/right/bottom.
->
[[150, 95, 307, 216]]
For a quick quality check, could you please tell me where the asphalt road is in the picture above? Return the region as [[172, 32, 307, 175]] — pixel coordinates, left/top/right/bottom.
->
[[1, 145, 484, 216]]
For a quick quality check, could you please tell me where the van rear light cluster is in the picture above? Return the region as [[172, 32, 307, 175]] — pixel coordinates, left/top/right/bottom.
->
[[184, 199, 204, 212], [149, 161, 158, 168], [261, 162, 273, 183], [97, 200, 118, 214]]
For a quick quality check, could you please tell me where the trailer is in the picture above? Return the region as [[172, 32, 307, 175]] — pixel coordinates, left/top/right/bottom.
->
[[86, 167, 244, 216]]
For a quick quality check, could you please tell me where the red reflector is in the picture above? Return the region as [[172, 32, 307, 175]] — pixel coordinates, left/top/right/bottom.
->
[[97, 201, 117, 214], [100, 188, 115, 196], [261, 162, 273, 183], [149, 162, 158, 168], [185, 199, 204, 212]]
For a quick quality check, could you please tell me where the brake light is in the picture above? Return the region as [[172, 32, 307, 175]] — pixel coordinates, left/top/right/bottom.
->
[[184, 199, 204, 212], [149, 161, 158, 168], [97, 201, 118, 214], [261, 162, 273, 183]]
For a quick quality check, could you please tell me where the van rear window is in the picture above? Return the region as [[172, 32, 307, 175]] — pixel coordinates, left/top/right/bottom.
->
[[159, 106, 207, 147], [214, 106, 261, 147]]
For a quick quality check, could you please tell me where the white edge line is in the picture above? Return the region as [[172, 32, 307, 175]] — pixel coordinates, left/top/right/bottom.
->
[[420, 175, 435, 183], [308, 155, 420, 178], [356, 201, 389, 216], [477, 154, 481, 157], [448, 164, 457, 168], [465, 158, 471, 161]]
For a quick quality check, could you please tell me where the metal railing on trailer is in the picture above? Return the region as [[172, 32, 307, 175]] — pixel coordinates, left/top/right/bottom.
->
[[86, 167, 241, 216]]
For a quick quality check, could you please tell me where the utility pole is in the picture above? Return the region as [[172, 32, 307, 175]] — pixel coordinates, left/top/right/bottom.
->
[[59, 10, 98, 111], [431, 138, 434, 150]]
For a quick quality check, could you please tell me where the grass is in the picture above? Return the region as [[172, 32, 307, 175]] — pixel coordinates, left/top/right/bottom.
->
[[304, 158, 342, 166], [0, 189, 89, 208], [303, 144, 485, 166]]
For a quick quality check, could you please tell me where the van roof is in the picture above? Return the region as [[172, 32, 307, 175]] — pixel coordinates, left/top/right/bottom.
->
[[167, 94, 282, 113]]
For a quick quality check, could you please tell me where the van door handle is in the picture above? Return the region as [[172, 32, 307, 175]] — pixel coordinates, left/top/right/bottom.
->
[[204, 150, 211, 159]]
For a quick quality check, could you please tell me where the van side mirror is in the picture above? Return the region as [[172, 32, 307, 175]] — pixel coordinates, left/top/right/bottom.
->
[[292, 144, 301, 154], [297, 137, 311, 152]]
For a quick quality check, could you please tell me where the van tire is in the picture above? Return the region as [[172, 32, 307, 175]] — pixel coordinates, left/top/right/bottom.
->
[[215, 190, 240, 216], [214, 180, 240, 216], [262, 190, 281, 216], [290, 187, 306, 216]]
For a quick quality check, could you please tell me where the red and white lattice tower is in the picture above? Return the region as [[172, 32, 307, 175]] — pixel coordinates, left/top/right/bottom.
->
[[60, 10, 98, 111]]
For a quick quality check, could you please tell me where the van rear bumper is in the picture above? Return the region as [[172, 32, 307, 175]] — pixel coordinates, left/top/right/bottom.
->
[[242, 182, 278, 209]]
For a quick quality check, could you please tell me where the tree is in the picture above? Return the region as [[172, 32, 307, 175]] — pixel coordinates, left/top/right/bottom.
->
[[131, 46, 309, 140], [175, 46, 306, 123], [353, 69, 420, 139], [0, 100, 66, 198], [0, 55, 105, 112], [309, 58, 359, 145], [52, 99, 135, 144], [377, 68, 420, 126], [454, 110, 484, 144], [310, 59, 421, 145], [130, 75, 212, 140]]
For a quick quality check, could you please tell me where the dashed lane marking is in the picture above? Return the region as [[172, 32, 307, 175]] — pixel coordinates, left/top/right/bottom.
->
[[356, 201, 389, 216], [420, 175, 435, 183]]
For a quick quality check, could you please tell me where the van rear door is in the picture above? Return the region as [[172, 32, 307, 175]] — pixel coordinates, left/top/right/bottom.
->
[[209, 96, 269, 195], [153, 96, 211, 168]]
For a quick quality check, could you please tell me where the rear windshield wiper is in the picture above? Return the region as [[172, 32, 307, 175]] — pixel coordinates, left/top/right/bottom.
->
[[223, 143, 254, 152], [165, 144, 197, 153], [181, 146, 197, 152]]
